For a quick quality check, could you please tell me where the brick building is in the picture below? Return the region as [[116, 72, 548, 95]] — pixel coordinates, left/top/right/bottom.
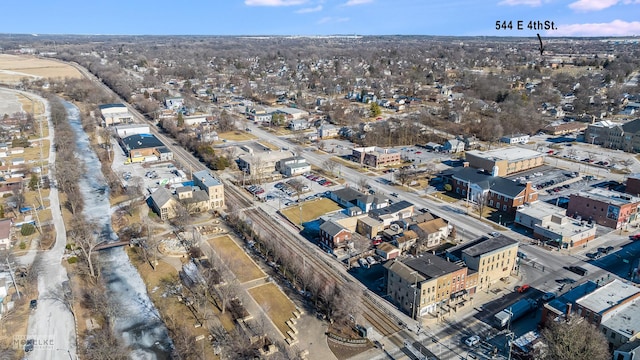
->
[[352, 146, 402, 168], [465, 147, 545, 177], [567, 188, 640, 229]]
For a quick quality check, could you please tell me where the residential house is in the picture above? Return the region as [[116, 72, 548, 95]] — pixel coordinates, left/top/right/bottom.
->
[[0, 219, 12, 250], [384, 253, 468, 318], [319, 220, 352, 251], [164, 97, 184, 110], [370, 201, 415, 227], [288, 119, 310, 131], [442, 139, 465, 153], [409, 218, 450, 250], [175, 186, 210, 214], [318, 124, 339, 139], [567, 188, 640, 229], [376, 242, 401, 260], [149, 187, 180, 220], [392, 230, 419, 253], [329, 187, 389, 213], [446, 235, 518, 292], [352, 147, 402, 168], [441, 166, 538, 213]]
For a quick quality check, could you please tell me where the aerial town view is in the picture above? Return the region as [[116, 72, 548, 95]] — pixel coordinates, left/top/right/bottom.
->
[[0, 1, 639, 360]]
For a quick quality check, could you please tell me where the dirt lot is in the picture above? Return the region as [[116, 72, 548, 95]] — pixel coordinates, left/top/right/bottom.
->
[[247, 283, 296, 339], [0, 54, 82, 83], [207, 235, 266, 283], [280, 198, 342, 225]]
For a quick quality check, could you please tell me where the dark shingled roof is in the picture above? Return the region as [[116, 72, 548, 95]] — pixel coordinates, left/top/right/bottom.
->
[[370, 200, 413, 217], [621, 118, 640, 134], [461, 235, 518, 258], [98, 103, 127, 110], [320, 220, 348, 237], [391, 253, 463, 281], [441, 167, 529, 198]]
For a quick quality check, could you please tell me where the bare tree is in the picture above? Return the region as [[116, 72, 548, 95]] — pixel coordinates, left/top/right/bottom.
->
[[322, 159, 339, 177], [69, 218, 100, 279], [539, 318, 609, 360], [475, 191, 489, 219], [396, 166, 413, 187], [356, 177, 369, 192]]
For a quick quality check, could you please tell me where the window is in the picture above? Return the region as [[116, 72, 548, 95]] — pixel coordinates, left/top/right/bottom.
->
[[497, 202, 501, 208], [503, 205, 507, 211]]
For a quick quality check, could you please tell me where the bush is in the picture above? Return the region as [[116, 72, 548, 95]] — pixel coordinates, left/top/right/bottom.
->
[[19, 241, 26, 250], [67, 256, 78, 264], [21, 223, 36, 236]]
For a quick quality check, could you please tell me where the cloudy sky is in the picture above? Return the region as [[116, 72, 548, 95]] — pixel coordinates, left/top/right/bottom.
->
[[2, 0, 639, 36]]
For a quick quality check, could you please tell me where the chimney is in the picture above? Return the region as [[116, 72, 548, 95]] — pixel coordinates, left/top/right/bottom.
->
[[565, 303, 572, 321], [463, 162, 469, 168]]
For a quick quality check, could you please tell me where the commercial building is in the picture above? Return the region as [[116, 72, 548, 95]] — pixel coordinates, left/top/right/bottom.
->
[[329, 187, 389, 214], [192, 170, 225, 210], [441, 166, 538, 213], [542, 121, 587, 136], [516, 202, 596, 248], [446, 235, 519, 292], [585, 119, 640, 152], [99, 103, 133, 127], [567, 188, 640, 229], [384, 254, 468, 318], [277, 157, 311, 177], [238, 151, 292, 178], [626, 173, 640, 196], [500, 134, 530, 145], [465, 147, 545, 176], [351, 146, 401, 168], [113, 124, 150, 138], [120, 134, 173, 163]]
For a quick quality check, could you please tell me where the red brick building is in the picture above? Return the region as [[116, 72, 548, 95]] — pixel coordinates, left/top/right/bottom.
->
[[441, 167, 538, 213], [319, 220, 352, 251], [567, 188, 640, 229]]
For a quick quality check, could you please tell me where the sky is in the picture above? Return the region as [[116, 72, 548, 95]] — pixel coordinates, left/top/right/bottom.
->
[[2, 0, 640, 37]]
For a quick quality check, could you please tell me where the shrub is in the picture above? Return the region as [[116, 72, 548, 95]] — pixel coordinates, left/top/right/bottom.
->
[[19, 241, 26, 250], [67, 256, 78, 264], [21, 223, 36, 236]]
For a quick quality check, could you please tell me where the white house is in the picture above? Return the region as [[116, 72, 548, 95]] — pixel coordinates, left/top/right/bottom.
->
[[164, 97, 184, 110], [443, 139, 465, 153]]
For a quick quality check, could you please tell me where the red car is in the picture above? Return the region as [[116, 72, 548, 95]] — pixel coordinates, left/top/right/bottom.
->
[[517, 284, 530, 293], [630, 234, 640, 241]]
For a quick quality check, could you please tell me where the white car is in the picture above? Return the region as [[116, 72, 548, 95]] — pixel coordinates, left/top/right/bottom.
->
[[358, 258, 369, 267], [465, 335, 480, 347], [366, 256, 376, 265]]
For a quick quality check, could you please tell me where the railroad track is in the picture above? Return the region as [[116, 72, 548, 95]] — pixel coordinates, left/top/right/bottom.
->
[[244, 205, 402, 337], [72, 60, 404, 340]]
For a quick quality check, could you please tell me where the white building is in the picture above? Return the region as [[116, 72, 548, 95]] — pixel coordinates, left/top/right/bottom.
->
[[500, 134, 530, 144], [99, 104, 133, 127]]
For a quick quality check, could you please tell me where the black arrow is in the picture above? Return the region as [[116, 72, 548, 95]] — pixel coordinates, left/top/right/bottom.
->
[[537, 33, 545, 56]]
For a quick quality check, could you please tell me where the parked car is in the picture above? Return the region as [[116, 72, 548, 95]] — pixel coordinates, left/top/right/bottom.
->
[[586, 252, 602, 260], [489, 232, 500, 237], [517, 284, 530, 293], [366, 256, 376, 265], [556, 278, 576, 284], [24, 339, 34, 352], [465, 335, 480, 347], [568, 266, 588, 276], [517, 251, 527, 259], [630, 234, 640, 241], [29, 299, 37, 310], [358, 258, 369, 267], [390, 192, 399, 197]]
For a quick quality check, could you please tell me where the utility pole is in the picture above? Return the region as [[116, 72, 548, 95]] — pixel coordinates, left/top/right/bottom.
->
[[6, 256, 21, 299]]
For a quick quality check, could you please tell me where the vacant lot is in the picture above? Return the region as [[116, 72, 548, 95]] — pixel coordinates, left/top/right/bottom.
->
[[217, 131, 257, 142], [0, 54, 82, 83], [280, 198, 342, 225], [248, 283, 296, 339], [208, 235, 265, 283]]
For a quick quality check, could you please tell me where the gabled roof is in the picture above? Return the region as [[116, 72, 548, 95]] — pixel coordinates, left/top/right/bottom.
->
[[413, 218, 448, 234], [370, 200, 413, 217], [150, 187, 175, 209], [385, 253, 463, 282], [442, 167, 530, 198], [320, 220, 348, 237]]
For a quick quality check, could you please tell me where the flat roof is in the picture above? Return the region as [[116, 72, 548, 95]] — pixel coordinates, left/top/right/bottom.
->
[[601, 299, 640, 337], [576, 279, 640, 314], [574, 188, 640, 206], [460, 235, 518, 258], [121, 134, 165, 150], [516, 201, 566, 220], [537, 217, 595, 237], [193, 170, 221, 187], [466, 147, 543, 162]]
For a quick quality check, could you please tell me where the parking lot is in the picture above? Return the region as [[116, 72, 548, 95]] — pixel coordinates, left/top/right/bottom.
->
[[253, 172, 341, 209]]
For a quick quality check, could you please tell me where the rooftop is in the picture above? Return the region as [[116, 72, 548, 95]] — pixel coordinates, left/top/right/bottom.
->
[[370, 200, 413, 217], [466, 147, 544, 162], [193, 170, 222, 187], [456, 235, 518, 258], [149, 187, 174, 208], [547, 281, 598, 316], [442, 167, 533, 198], [0, 218, 11, 239], [99, 103, 127, 110], [574, 188, 640, 206], [121, 134, 165, 150], [516, 201, 566, 219], [320, 220, 348, 237], [601, 298, 640, 338], [536, 215, 595, 237], [402, 253, 464, 281], [576, 279, 640, 314]]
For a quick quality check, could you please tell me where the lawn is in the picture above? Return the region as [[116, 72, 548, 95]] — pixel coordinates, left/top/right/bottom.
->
[[248, 283, 296, 339], [217, 131, 257, 142], [208, 235, 266, 283], [434, 191, 461, 203], [0, 54, 83, 83], [280, 198, 342, 225]]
